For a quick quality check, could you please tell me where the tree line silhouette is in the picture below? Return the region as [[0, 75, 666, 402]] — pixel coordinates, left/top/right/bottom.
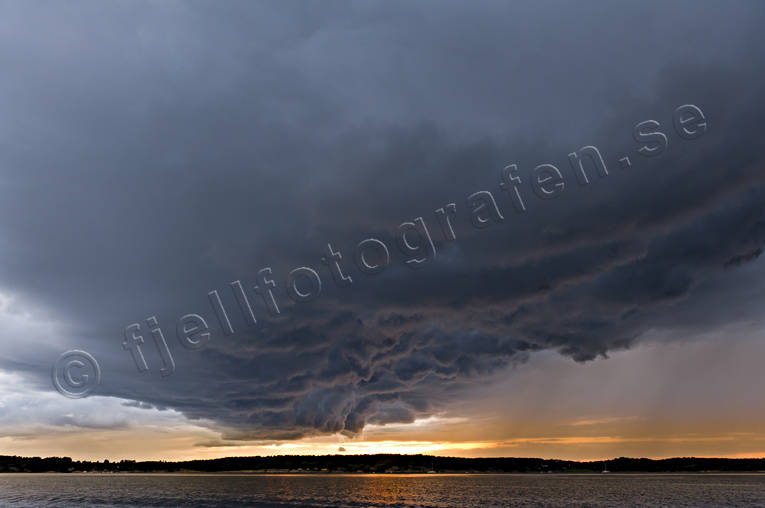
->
[[1, 454, 765, 473]]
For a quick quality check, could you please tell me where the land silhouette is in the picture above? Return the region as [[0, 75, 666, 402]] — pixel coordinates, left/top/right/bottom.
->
[[1, 455, 765, 474]]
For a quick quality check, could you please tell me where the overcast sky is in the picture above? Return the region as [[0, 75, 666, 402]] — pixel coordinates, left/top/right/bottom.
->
[[1, 0, 765, 461]]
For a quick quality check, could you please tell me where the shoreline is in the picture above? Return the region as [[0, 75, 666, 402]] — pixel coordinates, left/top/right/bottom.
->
[[5, 471, 765, 476]]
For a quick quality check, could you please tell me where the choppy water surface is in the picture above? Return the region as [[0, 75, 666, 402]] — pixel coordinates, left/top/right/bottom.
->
[[1, 473, 765, 507]]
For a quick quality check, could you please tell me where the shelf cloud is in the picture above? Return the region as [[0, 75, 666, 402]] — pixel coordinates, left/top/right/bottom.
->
[[0, 1, 764, 445]]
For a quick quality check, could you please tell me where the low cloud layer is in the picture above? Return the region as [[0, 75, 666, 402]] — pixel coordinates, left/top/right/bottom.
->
[[0, 1, 764, 442]]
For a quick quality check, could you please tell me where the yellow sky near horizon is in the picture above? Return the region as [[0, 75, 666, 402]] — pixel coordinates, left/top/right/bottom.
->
[[4, 418, 765, 462]]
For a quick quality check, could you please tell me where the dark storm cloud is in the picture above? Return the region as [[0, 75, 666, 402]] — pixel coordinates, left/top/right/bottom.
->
[[1, 0, 764, 439]]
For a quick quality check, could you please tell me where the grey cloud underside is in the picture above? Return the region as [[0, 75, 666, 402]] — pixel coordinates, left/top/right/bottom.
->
[[0, 1, 764, 439]]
